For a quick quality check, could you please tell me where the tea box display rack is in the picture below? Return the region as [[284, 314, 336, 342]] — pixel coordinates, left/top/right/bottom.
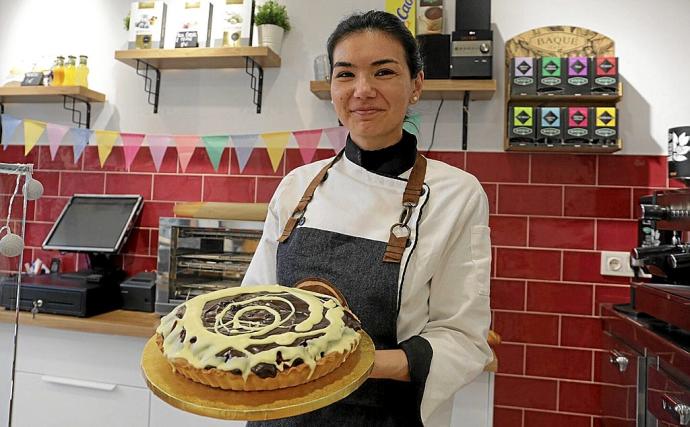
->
[[504, 26, 622, 154]]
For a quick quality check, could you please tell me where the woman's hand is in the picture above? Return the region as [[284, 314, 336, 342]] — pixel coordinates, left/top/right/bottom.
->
[[369, 349, 411, 381]]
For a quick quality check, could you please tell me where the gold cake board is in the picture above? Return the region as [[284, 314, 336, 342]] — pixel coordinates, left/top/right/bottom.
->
[[141, 333, 375, 421]]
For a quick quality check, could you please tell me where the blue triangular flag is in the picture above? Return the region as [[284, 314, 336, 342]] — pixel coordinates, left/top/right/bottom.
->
[[231, 134, 259, 173], [71, 128, 93, 162], [1, 114, 22, 149]]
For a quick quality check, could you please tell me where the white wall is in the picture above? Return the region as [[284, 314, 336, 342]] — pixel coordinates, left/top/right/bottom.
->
[[0, 0, 688, 154]]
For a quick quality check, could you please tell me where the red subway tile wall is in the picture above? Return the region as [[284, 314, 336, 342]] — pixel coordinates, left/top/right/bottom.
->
[[0, 145, 673, 425]]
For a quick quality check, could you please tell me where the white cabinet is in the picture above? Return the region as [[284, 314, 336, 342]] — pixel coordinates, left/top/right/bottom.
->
[[11, 371, 150, 427], [0, 323, 13, 427], [451, 372, 494, 426]]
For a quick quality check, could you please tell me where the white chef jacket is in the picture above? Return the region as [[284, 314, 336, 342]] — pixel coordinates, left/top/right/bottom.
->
[[243, 151, 493, 426]]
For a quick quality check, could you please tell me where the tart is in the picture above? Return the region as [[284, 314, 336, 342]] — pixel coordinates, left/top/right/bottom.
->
[[156, 284, 362, 391]]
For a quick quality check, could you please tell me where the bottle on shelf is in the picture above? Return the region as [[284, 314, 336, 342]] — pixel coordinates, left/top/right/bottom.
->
[[51, 56, 65, 86], [76, 55, 89, 87], [63, 55, 77, 86]]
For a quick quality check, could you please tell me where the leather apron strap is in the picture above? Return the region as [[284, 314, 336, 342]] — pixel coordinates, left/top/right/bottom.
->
[[383, 153, 426, 263], [277, 151, 427, 264]]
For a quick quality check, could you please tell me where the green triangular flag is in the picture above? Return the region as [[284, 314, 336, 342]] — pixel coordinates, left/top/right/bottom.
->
[[201, 135, 229, 171]]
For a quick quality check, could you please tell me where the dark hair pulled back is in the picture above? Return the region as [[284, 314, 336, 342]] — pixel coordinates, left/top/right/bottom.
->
[[326, 10, 423, 79]]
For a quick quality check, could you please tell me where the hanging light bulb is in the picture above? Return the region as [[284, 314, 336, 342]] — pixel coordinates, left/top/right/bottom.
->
[[0, 231, 24, 258], [23, 177, 44, 201]]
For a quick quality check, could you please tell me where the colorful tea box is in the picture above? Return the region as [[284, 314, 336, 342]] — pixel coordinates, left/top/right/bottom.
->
[[537, 107, 562, 143], [174, 1, 214, 48], [594, 107, 618, 144], [510, 57, 536, 96], [565, 107, 592, 143], [592, 57, 618, 94], [128, 1, 168, 49], [537, 57, 565, 94], [565, 57, 591, 95], [509, 106, 535, 144]]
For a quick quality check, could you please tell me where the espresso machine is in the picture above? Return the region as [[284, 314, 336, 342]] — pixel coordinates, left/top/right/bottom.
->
[[630, 187, 690, 331]]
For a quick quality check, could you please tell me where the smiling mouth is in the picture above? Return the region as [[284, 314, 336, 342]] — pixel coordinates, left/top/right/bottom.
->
[[351, 108, 383, 117]]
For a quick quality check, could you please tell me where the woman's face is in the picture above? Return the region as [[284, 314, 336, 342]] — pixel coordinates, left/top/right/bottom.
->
[[330, 30, 423, 151]]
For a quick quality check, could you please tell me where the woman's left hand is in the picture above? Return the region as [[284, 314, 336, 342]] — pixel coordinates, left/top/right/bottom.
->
[[369, 349, 411, 381]]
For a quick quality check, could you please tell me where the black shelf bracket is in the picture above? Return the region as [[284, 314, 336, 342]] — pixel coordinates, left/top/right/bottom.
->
[[245, 56, 264, 113], [135, 59, 161, 114], [62, 96, 92, 129], [462, 91, 470, 150]]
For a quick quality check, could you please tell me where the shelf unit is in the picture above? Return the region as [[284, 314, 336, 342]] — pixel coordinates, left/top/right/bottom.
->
[[309, 79, 496, 101], [114, 47, 280, 114], [0, 85, 106, 128], [504, 26, 621, 154]]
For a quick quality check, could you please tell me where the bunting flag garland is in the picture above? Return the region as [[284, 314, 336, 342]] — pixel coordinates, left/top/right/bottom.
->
[[201, 135, 229, 172], [261, 132, 290, 172], [231, 134, 260, 173], [293, 129, 322, 164], [403, 111, 421, 137], [174, 135, 200, 172], [120, 133, 146, 170], [147, 135, 172, 172], [0, 116, 411, 173], [46, 123, 70, 160], [1, 115, 22, 150], [324, 126, 349, 153], [94, 130, 120, 167], [71, 128, 92, 162], [23, 119, 46, 155]]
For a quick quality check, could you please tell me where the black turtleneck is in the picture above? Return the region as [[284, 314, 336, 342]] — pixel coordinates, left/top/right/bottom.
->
[[344, 130, 418, 177]]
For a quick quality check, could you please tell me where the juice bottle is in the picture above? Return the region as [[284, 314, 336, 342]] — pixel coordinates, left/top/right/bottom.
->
[[51, 56, 65, 86], [63, 55, 76, 86], [76, 55, 89, 87]]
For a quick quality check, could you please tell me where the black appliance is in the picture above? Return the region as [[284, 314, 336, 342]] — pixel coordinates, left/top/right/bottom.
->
[[450, 0, 492, 79], [0, 194, 143, 317], [120, 271, 156, 312], [417, 34, 451, 79]]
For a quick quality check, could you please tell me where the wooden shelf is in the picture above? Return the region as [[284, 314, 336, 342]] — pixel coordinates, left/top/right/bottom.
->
[[310, 79, 497, 101], [0, 85, 106, 103], [114, 46, 281, 70], [505, 139, 622, 154], [0, 308, 159, 338], [509, 82, 623, 105]]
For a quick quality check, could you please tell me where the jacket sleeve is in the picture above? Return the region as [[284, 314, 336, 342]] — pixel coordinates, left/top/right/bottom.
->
[[415, 188, 494, 424]]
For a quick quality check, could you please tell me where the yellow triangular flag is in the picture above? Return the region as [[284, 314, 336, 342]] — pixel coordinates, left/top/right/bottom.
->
[[23, 120, 46, 155], [95, 130, 120, 167], [261, 131, 290, 172]]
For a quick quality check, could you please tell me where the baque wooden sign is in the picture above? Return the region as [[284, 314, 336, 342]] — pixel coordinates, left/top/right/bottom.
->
[[505, 26, 614, 61]]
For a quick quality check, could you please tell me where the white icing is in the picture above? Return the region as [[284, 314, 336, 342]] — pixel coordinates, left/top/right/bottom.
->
[[156, 284, 360, 381]]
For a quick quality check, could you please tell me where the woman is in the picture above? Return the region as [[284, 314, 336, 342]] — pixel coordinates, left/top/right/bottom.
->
[[243, 10, 492, 427]]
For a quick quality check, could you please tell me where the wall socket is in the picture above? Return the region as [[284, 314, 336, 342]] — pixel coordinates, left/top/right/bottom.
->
[[600, 251, 635, 277]]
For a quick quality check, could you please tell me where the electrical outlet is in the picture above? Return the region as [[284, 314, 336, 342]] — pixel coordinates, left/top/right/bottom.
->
[[600, 251, 635, 277]]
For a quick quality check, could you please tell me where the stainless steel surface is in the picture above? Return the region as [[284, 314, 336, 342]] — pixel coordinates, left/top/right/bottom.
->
[[601, 332, 646, 425], [647, 359, 690, 426], [155, 217, 263, 314], [610, 349, 631, 373]]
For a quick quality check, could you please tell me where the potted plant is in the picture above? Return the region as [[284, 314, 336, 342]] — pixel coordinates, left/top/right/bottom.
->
[[254, 0, 290, 55]]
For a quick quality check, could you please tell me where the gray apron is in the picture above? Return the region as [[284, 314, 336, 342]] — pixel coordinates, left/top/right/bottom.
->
[[248, 152, 427, 427]]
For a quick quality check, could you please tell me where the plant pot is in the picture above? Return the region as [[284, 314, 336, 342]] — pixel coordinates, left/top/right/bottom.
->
[[257, 24, 284, 55]]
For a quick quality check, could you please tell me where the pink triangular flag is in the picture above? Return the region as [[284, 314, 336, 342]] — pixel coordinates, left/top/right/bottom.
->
[[120, 133, 145, 170], [174, 135, 200, 172], [146, 135, 171, 172], [323, 126, 348, 153], [293, 129, 322, 164], [46, 123, 70, 160]]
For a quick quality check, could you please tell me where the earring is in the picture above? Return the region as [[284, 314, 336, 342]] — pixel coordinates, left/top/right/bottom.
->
[[411, 95, 419, 103]]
